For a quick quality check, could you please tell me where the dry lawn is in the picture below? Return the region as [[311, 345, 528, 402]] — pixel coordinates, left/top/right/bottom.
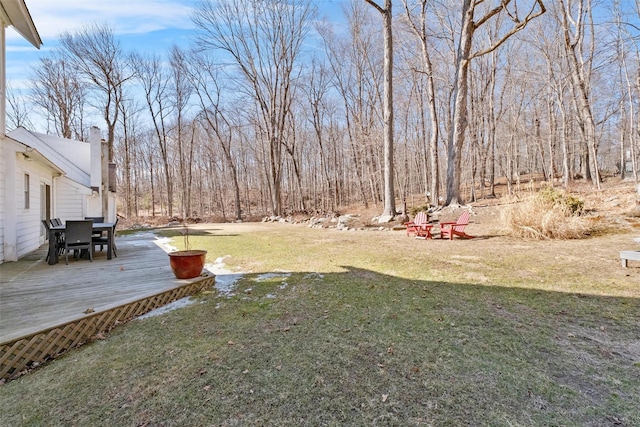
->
[[1, 178, 639, 426]]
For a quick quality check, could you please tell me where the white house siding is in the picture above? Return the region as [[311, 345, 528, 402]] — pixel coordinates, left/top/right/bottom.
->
[[55, 176, 91, 221], [6, 128, 90, 185], [0, 138, 5, 263], [1, 26, 5, 263], [2, 140, 18, 261], [86, 192, 102, 218], [1, 0, 43, 263], [47, 136, 91, 173], [14, 155, 54, 258]]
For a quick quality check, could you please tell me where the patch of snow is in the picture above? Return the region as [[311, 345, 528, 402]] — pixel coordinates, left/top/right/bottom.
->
[[254, 271, 291, 282], [137, 297, 195, 319], [206, 256, 244, 297], [121, 232, 160, 246], [155, 236, 178, 252]]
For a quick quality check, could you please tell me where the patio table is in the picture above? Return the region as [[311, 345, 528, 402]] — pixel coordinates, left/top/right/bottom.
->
[[47, 222, 115, 265]]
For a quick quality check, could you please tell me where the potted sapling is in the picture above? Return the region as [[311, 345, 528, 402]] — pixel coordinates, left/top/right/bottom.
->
[[168, 223, 207, 279]]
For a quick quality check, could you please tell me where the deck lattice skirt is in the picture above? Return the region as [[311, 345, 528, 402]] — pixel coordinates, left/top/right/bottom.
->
[[0, 275, 215, 380]]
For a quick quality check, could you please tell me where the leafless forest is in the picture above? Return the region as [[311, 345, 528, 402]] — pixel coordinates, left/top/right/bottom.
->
[[8, 0, 640, 221]]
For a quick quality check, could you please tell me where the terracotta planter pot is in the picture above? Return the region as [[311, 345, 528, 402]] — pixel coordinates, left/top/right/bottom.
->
[[168, 250, 207, 279]]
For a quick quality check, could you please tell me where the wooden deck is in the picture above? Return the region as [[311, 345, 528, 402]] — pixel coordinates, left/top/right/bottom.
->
[[0, 232, 212, 344]]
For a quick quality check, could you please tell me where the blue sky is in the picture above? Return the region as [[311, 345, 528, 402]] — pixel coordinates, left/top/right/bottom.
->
[[6, 0, 197, 88], [5, 0, 346, 89], [7, 0, 638, 91]]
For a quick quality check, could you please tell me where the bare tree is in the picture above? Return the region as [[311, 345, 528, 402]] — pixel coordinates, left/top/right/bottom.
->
[[131, 53, 176, 217], [531, 18, 573, 186], [556, 0, 601, 188], [365, 0, 396, 220], [137, 131, 161, 216], [169, 46, 196, 218], [29, 0, 639, 222], [446, 0, 546, 205], [6, 83, 35, 131], [59, 23, 132, 161], [303, 58, 340, 212], [29, 55, 87, 140], [59, 23, 133, 218], [185, 52, 243, 220], [401, 0, 441, 205], [116, 97, 144, 218], [193, 0, 315, 216], [318, 3, 384, 209]]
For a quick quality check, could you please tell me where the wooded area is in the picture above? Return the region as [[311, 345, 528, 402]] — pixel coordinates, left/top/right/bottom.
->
[[7, 0, 640, 220]]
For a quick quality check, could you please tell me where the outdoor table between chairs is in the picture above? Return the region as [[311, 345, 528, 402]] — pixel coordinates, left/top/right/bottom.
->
[[47, 222, 116, 265]]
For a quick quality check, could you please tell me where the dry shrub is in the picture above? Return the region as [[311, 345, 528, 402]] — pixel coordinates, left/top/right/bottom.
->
[[501, 189, 594, 240]]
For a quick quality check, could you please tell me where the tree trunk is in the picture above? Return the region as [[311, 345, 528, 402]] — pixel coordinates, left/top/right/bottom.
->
[[366, 0, 395, 220], [446, 0, 474, 206], [558, 0, 601, 188], [381, 0, 395, 218]]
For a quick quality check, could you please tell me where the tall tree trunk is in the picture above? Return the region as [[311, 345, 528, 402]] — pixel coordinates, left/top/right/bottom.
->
[[403, 0, 441, 205], [366, 0, 396, 219], [446, 0, 474, 206], [558, 0, 601, 188], [445, 0, 546, 205]]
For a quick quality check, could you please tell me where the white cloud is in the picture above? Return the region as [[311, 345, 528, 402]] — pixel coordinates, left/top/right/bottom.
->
[[7, 0, 196, 41]]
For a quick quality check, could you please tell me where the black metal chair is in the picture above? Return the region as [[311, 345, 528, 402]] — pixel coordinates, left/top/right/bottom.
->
[[62, 220, 93, 265], [42, 220, 65, 262], [86, 216, 105, 241], [84, 216, 104, 223], [92, 218, 118, 257]]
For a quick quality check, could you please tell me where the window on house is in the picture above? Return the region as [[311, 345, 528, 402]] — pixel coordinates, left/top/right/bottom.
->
[[24, 174, 30, 209]]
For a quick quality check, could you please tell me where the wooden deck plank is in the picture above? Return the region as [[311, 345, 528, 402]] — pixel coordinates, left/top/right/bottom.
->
[[0, 233, 211, 344]]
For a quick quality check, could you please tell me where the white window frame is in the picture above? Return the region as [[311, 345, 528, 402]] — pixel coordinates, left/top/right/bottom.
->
[[24, 173, 30, 209]]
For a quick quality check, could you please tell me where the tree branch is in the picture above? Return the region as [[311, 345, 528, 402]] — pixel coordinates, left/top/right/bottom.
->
[[470, 0, 546, 60], [364, 0, 385, 14], [474, 0, 511, 29]]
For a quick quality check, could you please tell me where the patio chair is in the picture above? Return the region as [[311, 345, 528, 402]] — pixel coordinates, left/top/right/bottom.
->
[[84, 216, 104, 246], [439, 210, 473, 240], [42, 220, 65, 262], [404, 211, 430, 237], [51, 218, 63, 226], [85, 216, 104, 223], [86, 216, 105, 239], [93, 218, 118, 257], [62, 220, 93, 265]]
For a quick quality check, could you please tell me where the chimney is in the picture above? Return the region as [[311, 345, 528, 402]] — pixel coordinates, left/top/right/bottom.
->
[[90, 126, 102, 191]]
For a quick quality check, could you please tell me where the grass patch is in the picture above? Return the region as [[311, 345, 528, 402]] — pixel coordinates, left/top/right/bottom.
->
[[1, 223, 638, 426]]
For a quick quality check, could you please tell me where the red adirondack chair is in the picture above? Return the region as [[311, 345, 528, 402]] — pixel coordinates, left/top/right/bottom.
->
[[404, 211, 430, 237], [440, 210, 473, 240]]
